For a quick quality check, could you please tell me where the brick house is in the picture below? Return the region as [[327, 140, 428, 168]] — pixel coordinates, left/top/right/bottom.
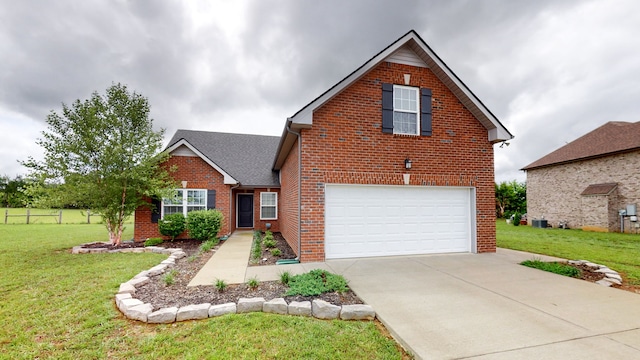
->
[[522, 121, 640, 232], [134, 30, 513, 262]]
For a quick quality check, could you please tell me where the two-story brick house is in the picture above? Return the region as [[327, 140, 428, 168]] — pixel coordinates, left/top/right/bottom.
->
[[134, 30, 513, 262]]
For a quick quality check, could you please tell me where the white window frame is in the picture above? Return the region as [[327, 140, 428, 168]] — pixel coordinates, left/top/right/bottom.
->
[[161, 189, 207, 218], [393, 85, 420, 135], [260, 192, 278, 220]]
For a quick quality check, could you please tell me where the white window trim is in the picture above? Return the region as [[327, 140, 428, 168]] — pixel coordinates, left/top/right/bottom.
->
[[392, 85, 420, 135], [260, 192, 278, 220], [161, 188, 207, 218]]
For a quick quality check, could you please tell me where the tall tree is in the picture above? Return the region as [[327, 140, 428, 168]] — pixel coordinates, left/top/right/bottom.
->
[[23, 83, 175, 245], [495, 180, 527, 218], [0, 175, 32, 208]]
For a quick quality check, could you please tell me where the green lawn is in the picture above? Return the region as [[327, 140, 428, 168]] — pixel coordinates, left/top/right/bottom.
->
[[0, 224, 405, 359], [496, 220, 640, 285]]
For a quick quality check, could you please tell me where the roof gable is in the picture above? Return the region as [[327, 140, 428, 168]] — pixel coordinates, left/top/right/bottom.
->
[[285, 30, 512, 142], [167, 130, 281, 187], [523, 121, 640, 170]]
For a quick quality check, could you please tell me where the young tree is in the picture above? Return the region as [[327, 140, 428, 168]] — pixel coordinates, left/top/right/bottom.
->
[[23, 83, 175, 245]]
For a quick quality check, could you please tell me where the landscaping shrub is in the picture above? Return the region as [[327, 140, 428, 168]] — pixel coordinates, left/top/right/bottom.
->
[[263, 238, 276, 248], [186, 209, 224, 241], [144, 237, 163, 247], [250, 230, 263, 264], [271, 248, 282, 257], [158, 213, 186, 241], [521, 259, 581, 278], [247, 276, 260, 290], [513, 213, 522, 226], [215, 278, 228, 292], [199, 238, 218, 253], [285, 269, 349, 296]]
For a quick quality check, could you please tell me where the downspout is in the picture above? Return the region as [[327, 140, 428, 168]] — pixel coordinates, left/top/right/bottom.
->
[[285, 121, 302, 262]]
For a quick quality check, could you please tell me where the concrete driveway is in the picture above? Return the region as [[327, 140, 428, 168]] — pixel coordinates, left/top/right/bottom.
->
[[325, 249, 640, 359]]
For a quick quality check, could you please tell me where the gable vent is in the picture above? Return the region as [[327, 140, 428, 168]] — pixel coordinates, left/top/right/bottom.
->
[[386, 45, 428, 68]]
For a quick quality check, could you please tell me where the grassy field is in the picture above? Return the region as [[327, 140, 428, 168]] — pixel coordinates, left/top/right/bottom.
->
[[2, 208, 135, 225], [496, 220, 640, 285], [0, 224, 406, 359]]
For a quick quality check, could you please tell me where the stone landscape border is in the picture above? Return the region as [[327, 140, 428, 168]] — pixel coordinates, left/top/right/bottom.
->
[[568, 259, 623, 287], [72, 243, 376, 323]]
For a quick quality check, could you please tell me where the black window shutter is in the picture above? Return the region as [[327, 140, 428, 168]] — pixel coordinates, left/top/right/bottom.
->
[[207, 190, 216, 210], [382, 83, 394, 134], [421, 88, 432, 136], [151, 198, 161, 223]]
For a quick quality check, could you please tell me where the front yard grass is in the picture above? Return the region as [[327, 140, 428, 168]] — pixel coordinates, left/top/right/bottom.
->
[[0, 224, 405, 359], [496, 220, 640, 285]]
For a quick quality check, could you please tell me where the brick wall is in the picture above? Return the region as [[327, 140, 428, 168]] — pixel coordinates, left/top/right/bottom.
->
[[253, 188, 281, 232], [280, 138, 300, 256], [526, 149, 640, 232], [134, 155, 232, 241], [285, 61, 496, 262]]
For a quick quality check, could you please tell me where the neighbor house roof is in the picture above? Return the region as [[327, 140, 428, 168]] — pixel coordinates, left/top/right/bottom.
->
[[166, 130, 281, 187], [522, 121, 640, 170], [273, 29, 513, 170], [581, 183, 618, 196]]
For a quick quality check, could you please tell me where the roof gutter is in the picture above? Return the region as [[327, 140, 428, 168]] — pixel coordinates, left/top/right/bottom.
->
[[285, 120, 302, 261]]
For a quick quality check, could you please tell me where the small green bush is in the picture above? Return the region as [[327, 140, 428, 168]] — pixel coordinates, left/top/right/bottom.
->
[[158, 213, 186, 241], [186, 209, 224, 241], [279, 271, 291, 285], [215, 278, 228, 292], [513, 213, 522, 226], [285, 269, 349, 296], [271, 248, 282, 257], [263, 238, 276, 248], [521, 259, 582, 278], [247, 276, 260, 290], [144, 237, 163, 247], [199, 238, 218, 253], [162, 269, 179, 286]]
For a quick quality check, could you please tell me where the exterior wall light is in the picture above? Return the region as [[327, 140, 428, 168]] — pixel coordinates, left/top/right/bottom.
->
[[404, 158, 412, 169]]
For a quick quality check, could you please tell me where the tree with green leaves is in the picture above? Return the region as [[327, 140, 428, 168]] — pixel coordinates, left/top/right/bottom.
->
[[0, 175, 33, 207], [23, 83, 175, 245], [495, 180, 527, 218]]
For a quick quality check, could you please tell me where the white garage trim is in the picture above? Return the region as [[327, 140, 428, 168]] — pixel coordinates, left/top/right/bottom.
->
[[325, 184, 477, 259]]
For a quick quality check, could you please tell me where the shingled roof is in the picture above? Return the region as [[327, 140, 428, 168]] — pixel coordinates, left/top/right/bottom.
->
[[522, 121, 640, 170], [166, 130, 280, 187]]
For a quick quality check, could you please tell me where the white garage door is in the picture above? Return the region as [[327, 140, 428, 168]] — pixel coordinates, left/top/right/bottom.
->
[[325, 184, 475, 259]]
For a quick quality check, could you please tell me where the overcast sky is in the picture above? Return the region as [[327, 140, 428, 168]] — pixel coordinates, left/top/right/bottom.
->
[[2, 0, 639, 182]]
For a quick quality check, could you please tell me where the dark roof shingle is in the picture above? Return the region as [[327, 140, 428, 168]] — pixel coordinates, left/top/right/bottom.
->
[[522, 121, 640, 170], [581, 183, 618, 196], [167, 130, 280, 187]]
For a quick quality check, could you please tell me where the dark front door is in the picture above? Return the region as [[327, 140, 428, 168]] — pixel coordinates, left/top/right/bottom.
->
[[237, 194, 254, 228]]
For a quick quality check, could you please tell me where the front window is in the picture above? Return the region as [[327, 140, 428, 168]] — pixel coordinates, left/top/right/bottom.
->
[[260, 192, 277, 220], [393, 85, 419, 135], [162, 189, 207, 217]]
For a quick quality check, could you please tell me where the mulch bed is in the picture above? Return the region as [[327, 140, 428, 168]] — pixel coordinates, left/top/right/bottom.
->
[[83, 234, 363, 311]]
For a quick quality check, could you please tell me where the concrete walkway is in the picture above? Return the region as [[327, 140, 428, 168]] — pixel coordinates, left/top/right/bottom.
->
[[188, 230, 319, 286], [190, 235, 640, 359]]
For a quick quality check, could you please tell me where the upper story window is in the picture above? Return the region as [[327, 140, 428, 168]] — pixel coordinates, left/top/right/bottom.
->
[[393, 85, 419, 135], [162, 189, 207, 217], [260, 192, 278, 220], [382, 83, 432, 136]]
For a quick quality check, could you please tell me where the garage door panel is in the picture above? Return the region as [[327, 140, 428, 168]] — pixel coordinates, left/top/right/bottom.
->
[[325, 184, 473, 259]]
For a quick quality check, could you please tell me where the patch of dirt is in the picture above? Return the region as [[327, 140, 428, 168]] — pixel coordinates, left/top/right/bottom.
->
[[249, 232, 297, 266], [565, 263, 606, 282], [102, 237, 364, 311]]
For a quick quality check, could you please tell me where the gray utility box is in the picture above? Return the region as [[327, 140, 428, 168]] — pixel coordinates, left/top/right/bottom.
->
[[532, 219, 548, 228]]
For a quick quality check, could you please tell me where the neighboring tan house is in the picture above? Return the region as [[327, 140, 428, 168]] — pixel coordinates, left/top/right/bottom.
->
[[134, 30, 513, 262], [522, 121, 640, 232]]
